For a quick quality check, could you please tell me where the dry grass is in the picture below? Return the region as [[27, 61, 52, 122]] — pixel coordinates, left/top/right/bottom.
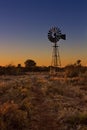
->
[[0, 73, 87, 130]]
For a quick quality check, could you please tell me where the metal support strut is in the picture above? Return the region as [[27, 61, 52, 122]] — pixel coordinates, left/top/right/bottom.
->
[[50, 43, 61, 74]]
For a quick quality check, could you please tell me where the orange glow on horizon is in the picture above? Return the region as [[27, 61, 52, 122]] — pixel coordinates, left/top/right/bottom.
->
[[0, 57, 86, 67]]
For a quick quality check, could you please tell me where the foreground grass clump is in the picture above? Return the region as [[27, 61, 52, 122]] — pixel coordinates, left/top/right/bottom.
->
[[66, 112, 87, 125], [0, 74, 87, 130], [0, 102, 29, 130]]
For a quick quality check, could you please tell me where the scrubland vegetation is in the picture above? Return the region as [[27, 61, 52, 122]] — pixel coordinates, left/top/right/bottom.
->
[[0, 60, 87, 130]]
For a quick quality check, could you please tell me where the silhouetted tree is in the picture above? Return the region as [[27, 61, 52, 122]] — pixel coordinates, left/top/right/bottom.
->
[[24, 59, 36, 68], [17, 64, 22, 68], [76, 59, 81, 66]]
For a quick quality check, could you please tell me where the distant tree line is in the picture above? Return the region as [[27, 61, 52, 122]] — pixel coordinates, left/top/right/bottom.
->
[[0, 59, 87, 76], [0, 59, 50, 75]]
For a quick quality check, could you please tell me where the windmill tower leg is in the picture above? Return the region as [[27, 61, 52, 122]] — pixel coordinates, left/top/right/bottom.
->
[[50, 43, 61, 74], [57, 46, 61, 66]]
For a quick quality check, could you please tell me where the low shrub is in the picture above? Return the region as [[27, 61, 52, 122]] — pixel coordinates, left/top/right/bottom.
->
[[66, 112, 87, 125]]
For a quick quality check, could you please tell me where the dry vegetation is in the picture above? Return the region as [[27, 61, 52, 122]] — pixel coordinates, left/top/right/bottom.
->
[[0, 71, 87, 130]]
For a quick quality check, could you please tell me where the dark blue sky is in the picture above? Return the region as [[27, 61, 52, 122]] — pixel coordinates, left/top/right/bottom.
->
[[0, 0, 87, 66]]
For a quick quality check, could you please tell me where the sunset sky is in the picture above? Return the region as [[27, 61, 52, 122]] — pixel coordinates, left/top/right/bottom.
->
[[0, 0, 87, 67]]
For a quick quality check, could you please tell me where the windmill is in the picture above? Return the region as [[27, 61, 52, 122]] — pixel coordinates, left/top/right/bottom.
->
[[48, 26, 66, 74]]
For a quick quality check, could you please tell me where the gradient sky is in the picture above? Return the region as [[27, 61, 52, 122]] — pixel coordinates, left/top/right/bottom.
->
[[0, 0, 87, 66]]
